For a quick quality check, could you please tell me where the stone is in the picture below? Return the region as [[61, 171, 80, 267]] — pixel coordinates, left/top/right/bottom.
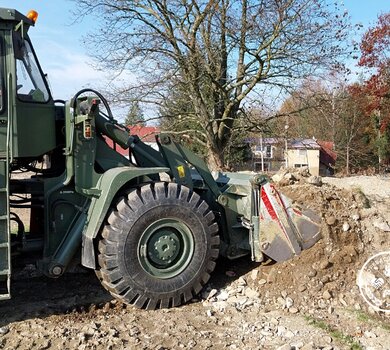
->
[[318, 299, 327, 309], [0, 327, 9, 335], [352, 213, 360, 221], [212, 301, 228, 312], [364, 330, 377, 338], [237, 277, 247, 286], [373, 219, 390, 232], [291, 341, 304, 349], [284, 330, 295, 338], [277, 297, 285, 307], [277, 326, 287, 336], [342, 222, 350, 232], [308, 175, 322, 186], [251, 269, 259, 280], [276, 345, 291, 350], [326, 216, 336, 226], [322, 290, 332, 300], [259, 279, 267, 285], [300, 344, 315, 350], [272, 174, 283, 183], [206, 289, 218, 300], [323, 335, 333, 343], [319, 260, 331, 270], [288, 307, 299, 314], [307, 269, 317, 278], [217, 290, 229, 301], [285, 297, 294, 308], [244, 287, 260, 299], [298, 285, 307, 292]]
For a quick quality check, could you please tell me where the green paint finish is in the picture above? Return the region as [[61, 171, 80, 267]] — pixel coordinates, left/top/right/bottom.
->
[[138, 218, 194, 279], [81, 166, 169, 268]]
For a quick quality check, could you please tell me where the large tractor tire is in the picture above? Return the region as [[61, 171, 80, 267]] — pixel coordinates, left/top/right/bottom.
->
[[96, 182, 220, 309]]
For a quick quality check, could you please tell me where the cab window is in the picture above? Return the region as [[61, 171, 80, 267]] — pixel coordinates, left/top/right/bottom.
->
[[13, 32, 50, 103]]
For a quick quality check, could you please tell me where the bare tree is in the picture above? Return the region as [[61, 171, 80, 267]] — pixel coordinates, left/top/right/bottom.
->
[[75, 0, 351, 169]]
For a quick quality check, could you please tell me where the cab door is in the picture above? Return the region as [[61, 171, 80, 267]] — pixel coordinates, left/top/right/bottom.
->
[[11, 29, 56, 158]]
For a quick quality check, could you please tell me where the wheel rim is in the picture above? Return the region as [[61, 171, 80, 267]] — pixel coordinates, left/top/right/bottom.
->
[[138, 218, 195, 279]]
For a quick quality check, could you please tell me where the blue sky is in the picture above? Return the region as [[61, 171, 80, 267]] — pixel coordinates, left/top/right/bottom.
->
[[1, 0, 389, 102]]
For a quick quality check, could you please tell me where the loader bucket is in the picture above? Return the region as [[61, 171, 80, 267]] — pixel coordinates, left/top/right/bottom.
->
[[258, 182, 321, 262]]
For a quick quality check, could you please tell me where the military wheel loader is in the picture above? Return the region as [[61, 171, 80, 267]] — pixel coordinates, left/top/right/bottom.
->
[[0, 8, 321, 309]]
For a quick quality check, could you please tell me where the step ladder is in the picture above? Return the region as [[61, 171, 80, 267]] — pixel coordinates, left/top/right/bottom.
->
[[0, 136, 11, 300]]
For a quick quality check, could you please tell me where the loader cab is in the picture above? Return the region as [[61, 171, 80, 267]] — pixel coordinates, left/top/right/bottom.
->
[[0, 8, 57, 159]]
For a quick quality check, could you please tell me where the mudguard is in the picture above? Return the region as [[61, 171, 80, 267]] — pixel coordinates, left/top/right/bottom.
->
[[81, 166, 169, 269]]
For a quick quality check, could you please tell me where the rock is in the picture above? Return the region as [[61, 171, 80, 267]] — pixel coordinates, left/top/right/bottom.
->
[[212, 301, 228, 312], [244, 288, 260, 299], [285, 297, 294, 308], [277, 297, 285, 307], [272, 173, 283, 183], [301, 344, 315, 350], [317, 299, 327, 309], [258, 279, 267, 285], [307, 269, 317, 278], [308, 175, 322, 186], [373, 219, 390, 232], [288, 307, 299, 314], [284, 330, 295, 338], [322, 290, 332, 300], [326, 216, 336, 226], [217, 290, 229, 301], [291, 341, 304, 349], [364, 330, 377, 338], [206, 309, 213, 317], [277, 326, 287, 336], [0, 326, 9, 335], [206, 289, 218, 300], [342, 222, 350, 231], [323, 335, 332, 343], [281, 290, 288, 298], [298, 285, 307, 292], [276, 344, 291, 350], [318, 260, 331, 270], [352, 213, 360, 221], [237, 277, 247, 286], [251, 269, 259, 280]]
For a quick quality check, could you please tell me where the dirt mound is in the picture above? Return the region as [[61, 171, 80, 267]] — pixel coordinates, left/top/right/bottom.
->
[[243, 174, 390, 322]]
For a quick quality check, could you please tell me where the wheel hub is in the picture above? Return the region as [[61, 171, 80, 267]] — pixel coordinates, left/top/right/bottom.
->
[[138, 218, 195, 279], [150, 233, 179, 264]]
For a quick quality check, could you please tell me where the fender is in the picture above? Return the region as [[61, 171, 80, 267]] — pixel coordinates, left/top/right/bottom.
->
[[81, 166, 170, 268]]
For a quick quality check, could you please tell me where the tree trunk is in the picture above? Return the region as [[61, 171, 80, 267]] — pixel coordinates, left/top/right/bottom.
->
[[206, 142, 226, 171]]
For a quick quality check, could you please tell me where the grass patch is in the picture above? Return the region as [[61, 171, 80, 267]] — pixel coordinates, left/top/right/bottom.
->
[[304, 315, 363, 350], [353, 309, 390, 331]]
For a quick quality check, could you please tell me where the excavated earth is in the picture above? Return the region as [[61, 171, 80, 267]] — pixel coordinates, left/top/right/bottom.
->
[[0, 172, 389, 349]]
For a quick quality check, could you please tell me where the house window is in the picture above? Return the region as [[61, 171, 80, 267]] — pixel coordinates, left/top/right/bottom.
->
[[294, 164, 308, 168], [265, 145, 272, 158], [297, 149, 307, 156]]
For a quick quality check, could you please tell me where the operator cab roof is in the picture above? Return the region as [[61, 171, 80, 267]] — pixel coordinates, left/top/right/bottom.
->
[[0, 8, 35, 26]]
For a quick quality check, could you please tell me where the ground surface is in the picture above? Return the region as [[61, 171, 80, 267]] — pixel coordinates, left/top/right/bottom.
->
[[1, 173, 389, 349]]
